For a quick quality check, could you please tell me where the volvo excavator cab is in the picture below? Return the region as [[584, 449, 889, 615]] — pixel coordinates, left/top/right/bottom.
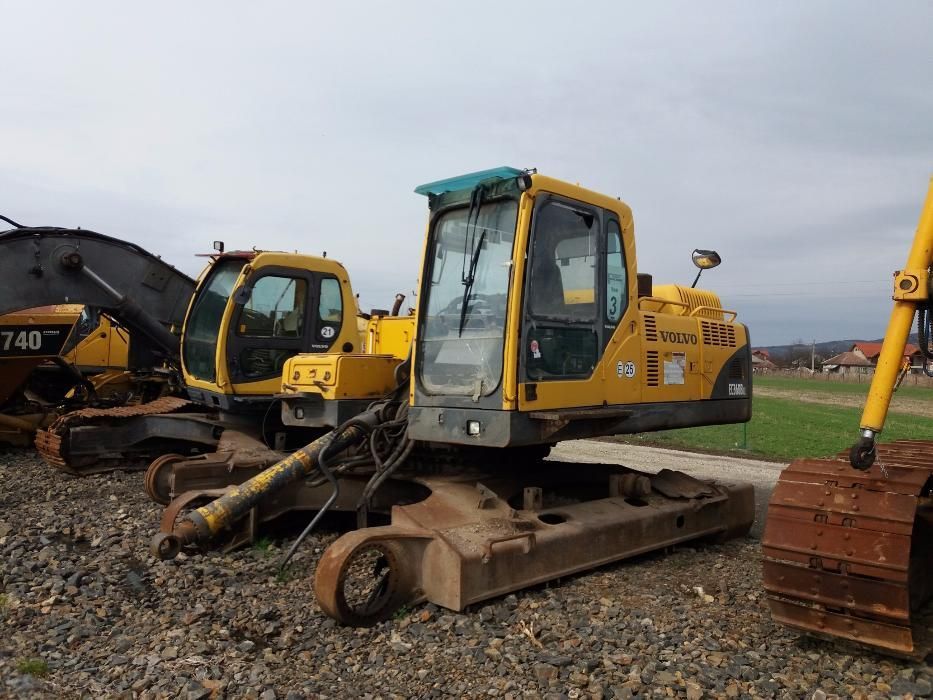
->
[[409, 167, 751, 448], [181, 250, 360, 411]]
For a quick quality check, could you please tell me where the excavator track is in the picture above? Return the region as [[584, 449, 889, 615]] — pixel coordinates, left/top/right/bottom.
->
[[763, 440, 933, 659], [35, 396, 198, 475]]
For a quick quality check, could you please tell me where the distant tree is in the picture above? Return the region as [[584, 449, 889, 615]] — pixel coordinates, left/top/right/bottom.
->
[[786, 340, 815, 370]]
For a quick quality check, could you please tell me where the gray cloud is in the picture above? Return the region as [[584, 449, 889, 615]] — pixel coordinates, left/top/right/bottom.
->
[[1, 1, 931, 345]]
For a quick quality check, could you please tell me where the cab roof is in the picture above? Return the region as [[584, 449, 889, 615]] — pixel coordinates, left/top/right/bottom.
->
[[414, 166, 525, 196]]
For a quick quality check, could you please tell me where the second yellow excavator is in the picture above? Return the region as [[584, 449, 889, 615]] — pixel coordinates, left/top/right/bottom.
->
[[0, 227, 392, 475]]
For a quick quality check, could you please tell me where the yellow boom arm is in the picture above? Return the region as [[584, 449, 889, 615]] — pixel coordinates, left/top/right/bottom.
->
[[851, 177, 933, 468]]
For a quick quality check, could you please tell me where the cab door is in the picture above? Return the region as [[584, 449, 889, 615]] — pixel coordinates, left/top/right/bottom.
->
[[517, 194, 638, 410], [225, 268, 345, 394]]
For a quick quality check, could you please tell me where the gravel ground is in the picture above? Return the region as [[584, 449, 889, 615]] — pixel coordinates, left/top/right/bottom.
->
[[1, 443, 930, 699]]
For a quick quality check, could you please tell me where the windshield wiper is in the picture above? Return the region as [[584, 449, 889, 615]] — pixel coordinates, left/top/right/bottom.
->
[[458, 229, 486, 336], [458, 185, 487, 337]]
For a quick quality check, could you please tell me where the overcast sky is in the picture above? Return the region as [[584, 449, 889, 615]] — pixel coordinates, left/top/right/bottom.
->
[[3, 1, 931, 345]]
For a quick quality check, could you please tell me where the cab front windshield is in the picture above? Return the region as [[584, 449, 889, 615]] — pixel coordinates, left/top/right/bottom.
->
[[183, 259, 244, 381], [419, 198, 517, 397]]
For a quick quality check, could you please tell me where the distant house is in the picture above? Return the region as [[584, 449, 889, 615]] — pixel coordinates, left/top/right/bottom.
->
[[751, 354, 777, 372], [751, 348, 777, 372], [851, 342, 924, 373], [822, 351, 873, 376]]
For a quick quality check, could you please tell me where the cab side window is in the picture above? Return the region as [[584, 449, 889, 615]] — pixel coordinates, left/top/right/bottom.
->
[[238, 276, 307, 338], [317, 277, 343, 342], [606, 220, 627, 323], [526, 200, 600, 380], [528, 201, 598, 320]]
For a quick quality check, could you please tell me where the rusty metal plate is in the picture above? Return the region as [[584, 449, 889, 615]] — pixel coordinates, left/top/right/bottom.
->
[[315, 466, 755, 625], [768, 597, 917, 658], [762, 514, 911, 580], [762, 559, 909, 622], [650, 468, 717, 499], [768, 481, 917, 532]]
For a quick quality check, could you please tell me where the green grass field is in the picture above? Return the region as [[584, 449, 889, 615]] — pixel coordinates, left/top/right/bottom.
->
[[617, 394, 933, 462], [754, 374, 933, 401]]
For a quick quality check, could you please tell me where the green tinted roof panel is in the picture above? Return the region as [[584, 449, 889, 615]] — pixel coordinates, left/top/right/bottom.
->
[[414, 166, 524, 196]]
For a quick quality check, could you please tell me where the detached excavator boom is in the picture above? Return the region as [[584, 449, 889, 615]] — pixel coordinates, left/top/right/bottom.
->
[[851, 178, 933, 467], [763, 178, 933, 658]]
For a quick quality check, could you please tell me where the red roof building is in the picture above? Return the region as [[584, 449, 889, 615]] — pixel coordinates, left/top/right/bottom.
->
[[851, 342, 919, 363]]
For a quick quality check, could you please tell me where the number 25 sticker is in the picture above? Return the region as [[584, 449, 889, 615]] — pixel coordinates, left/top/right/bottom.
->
[[617, 361, 636, 378]]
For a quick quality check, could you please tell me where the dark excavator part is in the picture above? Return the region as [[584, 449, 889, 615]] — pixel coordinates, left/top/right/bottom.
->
[[34, 397, 220, 475], [0, 227, 195, 363]]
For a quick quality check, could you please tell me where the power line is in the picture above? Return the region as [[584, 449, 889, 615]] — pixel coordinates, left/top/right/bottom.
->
[[723, 292, 886, 299], [713, 280, 886, 289]]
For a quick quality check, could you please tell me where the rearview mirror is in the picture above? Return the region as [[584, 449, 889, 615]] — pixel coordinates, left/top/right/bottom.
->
[[690, 249, 721, 288], [692, 249, 721, 270]]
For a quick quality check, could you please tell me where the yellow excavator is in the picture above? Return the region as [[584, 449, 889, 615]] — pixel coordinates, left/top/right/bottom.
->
[[0, 305, 142, 446], [0, 225, 407, 478], [763, 178, 933, 658], [152, 167, 758, 625]]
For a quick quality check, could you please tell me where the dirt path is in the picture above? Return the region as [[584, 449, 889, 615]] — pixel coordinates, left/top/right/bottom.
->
[[754, 385, 933, 418]]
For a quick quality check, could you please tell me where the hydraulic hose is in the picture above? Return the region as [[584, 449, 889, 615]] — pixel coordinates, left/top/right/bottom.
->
[[151, 409, 382, 559]]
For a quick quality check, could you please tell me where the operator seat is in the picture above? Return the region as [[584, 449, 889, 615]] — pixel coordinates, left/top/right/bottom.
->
[[531, 253, 565, 316]]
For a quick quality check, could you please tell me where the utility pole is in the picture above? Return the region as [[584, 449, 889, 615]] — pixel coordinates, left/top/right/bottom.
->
[[811, 339, 815, 372]]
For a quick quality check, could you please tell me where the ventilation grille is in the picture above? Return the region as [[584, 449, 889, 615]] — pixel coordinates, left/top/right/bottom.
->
[[674, 287, 724, 319], [651, 284, 725, 319], [646, 351, 660, 387], [729, 357, 745, 380], [644, 315, 658, 342], [701, 321, 737, 347]]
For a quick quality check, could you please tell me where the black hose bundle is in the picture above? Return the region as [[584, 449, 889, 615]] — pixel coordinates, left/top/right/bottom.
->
[[279, 384, 414, 569], [917, 301, 933, 377]]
